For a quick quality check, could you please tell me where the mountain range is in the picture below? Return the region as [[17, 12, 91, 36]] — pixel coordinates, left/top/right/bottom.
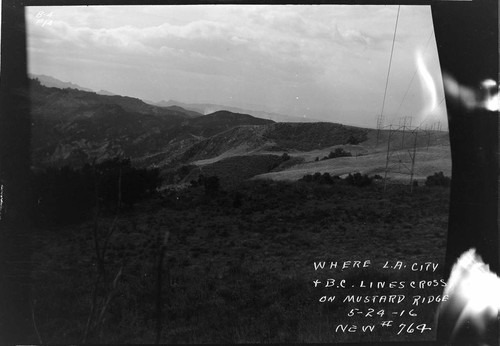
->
[[150, 100, 321, 123], [30, 73, 117, 96], [29, 75, 450, 186], [30, 74, 318, 123], [29, 79, 368, 171]]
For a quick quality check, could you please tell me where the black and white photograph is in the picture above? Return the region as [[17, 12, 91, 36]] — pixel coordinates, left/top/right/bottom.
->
[[0, 0, 498, 345]]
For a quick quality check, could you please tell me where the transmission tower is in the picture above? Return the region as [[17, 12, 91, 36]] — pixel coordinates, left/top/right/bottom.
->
[[398, 116, 412, 149], [376, 114, 384, 147], [382, 119, 421, 192], [424, 124, 432, 151]]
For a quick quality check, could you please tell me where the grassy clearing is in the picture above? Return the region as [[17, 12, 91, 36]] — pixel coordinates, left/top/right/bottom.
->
[[255, 146, 451, 183], [31, 179, 449, 343]]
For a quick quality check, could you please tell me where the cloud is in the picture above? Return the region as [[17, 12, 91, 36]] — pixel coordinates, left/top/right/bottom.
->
[[26, 5, 445, 127]]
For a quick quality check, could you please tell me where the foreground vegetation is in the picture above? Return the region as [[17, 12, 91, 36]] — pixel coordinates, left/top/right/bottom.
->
[[30, 176, 449, 343]]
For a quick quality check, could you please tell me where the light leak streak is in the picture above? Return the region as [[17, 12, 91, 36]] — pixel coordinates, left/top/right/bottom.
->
[[417, 50, 438, 114], [443, 74, 499, 112], [481, 79, 499, 112], [414, 50, 444, 128], [438, 249, 500, 344]]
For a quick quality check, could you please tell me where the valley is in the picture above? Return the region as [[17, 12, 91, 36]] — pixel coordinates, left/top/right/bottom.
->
[[27, 77, 451, 343]]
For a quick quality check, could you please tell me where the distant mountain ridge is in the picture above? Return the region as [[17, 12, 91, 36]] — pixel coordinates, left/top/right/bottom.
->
[[30, 74, 321, 123], [151, 100, 321, 123], [29, 79, 370, 171], [31, 73, 118, 97], [30, 73, 94, 92], [29, 80, 281, 167]]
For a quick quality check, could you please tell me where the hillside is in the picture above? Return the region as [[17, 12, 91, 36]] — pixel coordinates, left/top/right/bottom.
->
[[30, 80, 192, 167], [29, 79, 450, 186], [30, 81, 375, 171], [263, 122, 368, 151], [252, 128, 451, 183], [183, 154, 285, 188], [30, 176, 450, 343], [255, 146, 451, 183], [30, 80, 277, 168]]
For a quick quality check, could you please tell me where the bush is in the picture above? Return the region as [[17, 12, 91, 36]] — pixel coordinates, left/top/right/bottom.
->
[[204, 176, 220, 195], [88, 158, 161, 210], [301, 174, 313, 183], [31, 166, 95, 225], [345, 173, 372, 187], [321, 147, 352, 161], [191, 174, 220, 196], [425, 172, 451, 187], [299, 172, 334, 185], [346, 135, 362, 145], [232, 191, 244, 208], [31, 157, 162, 226], [167, 164, 196, 184]]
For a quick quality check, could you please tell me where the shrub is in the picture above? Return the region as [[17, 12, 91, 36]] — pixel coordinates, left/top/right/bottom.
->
[[345, 172, 372, 187], [425, 172, 451, 187], [192, 174, 220, 195], [204, 176, 220, 195], [31, 157, 162, 226], [320, 147, 352, 161], [166, 164, 196, 184], [87, 158, 161, 210], [319, 172, 334, 185], [301, 174, 313, 183], [346, 135, 362, 145], [232, 191, 244, 208], [31, 166, 95, 225], [281, 153, 290, 161], [299, 172, 334, 185]]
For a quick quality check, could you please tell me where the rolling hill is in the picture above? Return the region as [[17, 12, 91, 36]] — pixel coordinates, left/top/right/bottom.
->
[[30, 80, 276, 168], [29, 78, 451, 186]]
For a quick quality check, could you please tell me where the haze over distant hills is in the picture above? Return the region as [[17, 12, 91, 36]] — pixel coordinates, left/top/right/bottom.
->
[[30, 74, 95, 93], [30, 73, 117, 97], [151, 100, 321, 123], [30, 74, 318, 124]]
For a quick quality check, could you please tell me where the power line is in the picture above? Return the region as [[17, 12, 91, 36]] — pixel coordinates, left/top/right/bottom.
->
[[379, 5, 401, 126]]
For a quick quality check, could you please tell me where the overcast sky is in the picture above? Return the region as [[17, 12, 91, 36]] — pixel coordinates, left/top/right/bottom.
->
[[26, 5, 447, 129]]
